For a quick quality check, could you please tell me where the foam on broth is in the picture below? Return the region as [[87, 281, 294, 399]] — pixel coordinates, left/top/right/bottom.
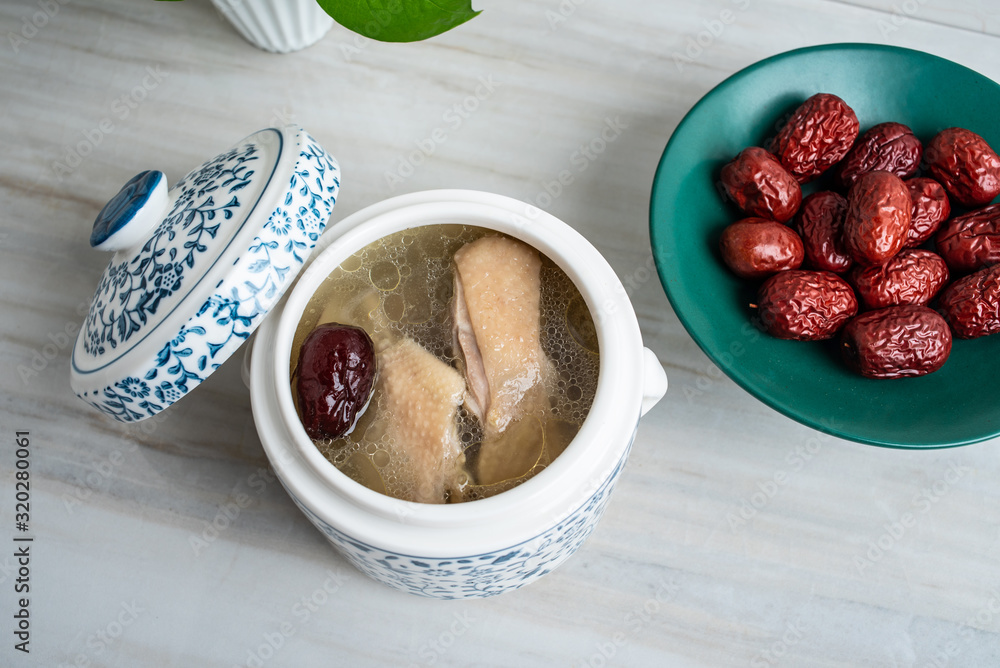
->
[[291, 224, 599, 503]]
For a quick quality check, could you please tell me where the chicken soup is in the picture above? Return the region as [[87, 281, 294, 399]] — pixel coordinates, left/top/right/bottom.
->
[[290, 225, 599, 503]]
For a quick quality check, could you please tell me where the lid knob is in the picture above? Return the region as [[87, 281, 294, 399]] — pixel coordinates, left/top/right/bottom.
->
[[90, 170, 168, 252]]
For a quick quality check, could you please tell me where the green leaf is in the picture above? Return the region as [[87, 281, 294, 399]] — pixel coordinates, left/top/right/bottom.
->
[[317, 0, 480, 43]]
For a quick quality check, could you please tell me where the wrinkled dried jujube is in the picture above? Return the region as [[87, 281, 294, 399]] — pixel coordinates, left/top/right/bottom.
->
[[935, 203, 1000, 274], [769, 93, 860, 183], [720, 147, 803, 223], [904, 177, 951, 248], [794, 191, 852, 273], [840, 305, 952, 378], [837, 122, 922, 188], [925, 127, 1000, 208], [848, 248, 949, 309], [754, 270, 858, 340], [937, 264, 1000, 339], [843, 170, 912, 266]]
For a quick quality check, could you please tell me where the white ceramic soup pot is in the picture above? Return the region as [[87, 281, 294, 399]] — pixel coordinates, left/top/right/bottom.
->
[[249, 189, 667, 599]]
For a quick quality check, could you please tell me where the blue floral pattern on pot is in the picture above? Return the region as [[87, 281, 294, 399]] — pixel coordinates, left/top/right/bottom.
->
[[72, 128, 340, 422], [83, 149, 255, 358], [284, 433, 634, 599]]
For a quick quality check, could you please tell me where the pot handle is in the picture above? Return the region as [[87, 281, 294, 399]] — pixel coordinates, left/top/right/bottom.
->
[[640, 347, 667, 417], [240, 333, 256, 391]]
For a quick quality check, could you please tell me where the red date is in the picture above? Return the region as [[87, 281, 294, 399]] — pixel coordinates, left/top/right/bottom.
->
[[848, 249, 949, 309], [719, 217, 804, 279], [904, 177, 951, 248], [297, 323, 378, 440], [937, 264, 1000, 339], [935, 203, 1000, 274], [754, 270, 857, 340], [712, 95, 1000, 380], [925, 127, 1000, 208], [769, 93, 860, 183], [840, 305, 951, 378], [843, 171, 912, 266], [794, 191, 852, 273], [720, 147, 802, 223], [837, 122, 922, 188]]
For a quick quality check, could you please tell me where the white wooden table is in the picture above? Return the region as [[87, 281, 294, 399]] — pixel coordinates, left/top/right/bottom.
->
[[2, 0, 999, 665]]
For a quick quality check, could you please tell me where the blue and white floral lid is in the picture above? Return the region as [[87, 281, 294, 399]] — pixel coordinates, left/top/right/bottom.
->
[[70, 125, 340, 423]]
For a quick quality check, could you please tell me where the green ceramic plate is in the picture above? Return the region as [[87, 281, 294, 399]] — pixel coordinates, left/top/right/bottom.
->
[[650, 43, 1000, 448]]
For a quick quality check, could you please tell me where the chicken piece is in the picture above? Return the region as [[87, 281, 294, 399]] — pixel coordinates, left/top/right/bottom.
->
[[475, 416, 579, 487], [474, 415, 544, 485], [378, 337, 467, 504], [452, 236, 548, 435]]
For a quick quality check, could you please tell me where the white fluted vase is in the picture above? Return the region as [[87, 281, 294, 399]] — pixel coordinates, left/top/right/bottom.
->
[[211, 0, 335, 53]]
